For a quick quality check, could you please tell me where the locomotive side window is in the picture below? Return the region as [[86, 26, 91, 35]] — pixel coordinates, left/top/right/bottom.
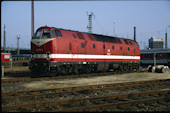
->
[[120, 47, 122, 50], [93, 44, 95, 48], [103, 45, 105, 49], [73, 34, 76, 38], [52, 30, 56, 38], [81, 43, 84, 48], [41, 29, 51, 39], [55, 30, 62, 37], [112, 46, 114, 50], [128, 47, 130, 51]]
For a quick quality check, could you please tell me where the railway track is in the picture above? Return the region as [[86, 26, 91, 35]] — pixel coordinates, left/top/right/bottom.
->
[[55, 97, 169, 112], [2, 90, 170, 112], [2, 79, 169, 97], [2, 70, 140, 83], [2, 79, 170, 112]]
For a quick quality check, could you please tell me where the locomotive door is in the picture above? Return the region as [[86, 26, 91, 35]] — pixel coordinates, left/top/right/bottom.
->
[[103, 42, 106, 70], [71, 36, 78, 62], [76, 33, 86, 62], [103, 42, 106, 62]]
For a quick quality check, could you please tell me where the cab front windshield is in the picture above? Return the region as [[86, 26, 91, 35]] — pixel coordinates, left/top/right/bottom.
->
[[32, 29, 51, 39]]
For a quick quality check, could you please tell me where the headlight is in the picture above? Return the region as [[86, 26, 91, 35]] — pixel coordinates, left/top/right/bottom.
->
[[46, 51, 50, 60]]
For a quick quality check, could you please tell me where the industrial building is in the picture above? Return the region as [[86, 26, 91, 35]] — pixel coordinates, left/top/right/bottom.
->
[[148, 36, 164, 49]]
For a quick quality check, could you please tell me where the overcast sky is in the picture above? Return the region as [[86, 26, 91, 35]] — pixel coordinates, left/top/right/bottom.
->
[[1, 1, 170, 49]]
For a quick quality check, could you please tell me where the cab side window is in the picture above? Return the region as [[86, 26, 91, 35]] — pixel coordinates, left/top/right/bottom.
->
[[52, 30, 56, 38], [55, 30, 62, 37], [73, 34, 76, 38]]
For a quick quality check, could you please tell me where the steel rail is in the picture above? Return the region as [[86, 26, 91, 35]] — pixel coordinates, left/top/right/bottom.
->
[[53, 97, 169, 112], [2, 79, 170, 103], [2, 90, 170, 112]]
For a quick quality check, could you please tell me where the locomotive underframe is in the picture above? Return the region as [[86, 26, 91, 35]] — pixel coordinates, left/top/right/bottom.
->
[[29, 60, 140, 75]]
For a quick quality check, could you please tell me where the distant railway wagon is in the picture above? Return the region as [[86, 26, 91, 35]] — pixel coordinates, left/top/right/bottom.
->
[[1, 53, 11, 63], [140, 48, 170, 67], [12, 54, 31, 61], [29, 26, 140, 74]]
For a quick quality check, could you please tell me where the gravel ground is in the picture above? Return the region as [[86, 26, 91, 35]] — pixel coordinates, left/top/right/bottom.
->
[[2, 83, 169, 107], [2, 67, 170, 112], [1, 68, 170, 93], [4, 66, 30, 73]]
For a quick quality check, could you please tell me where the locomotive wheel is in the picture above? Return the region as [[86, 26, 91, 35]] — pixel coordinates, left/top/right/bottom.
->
[[91, 64, 97, 73], [123, 63, 127, 72], [124, 63, 129, 72], [83, 65, 91, 74], [119, 64, 124, 72], [85, 68, 91, 74], [61, 66, 68, 75], [128, 63, 133, 72], [134, 63, 140, 71], [67, 66, 73, 75], [57, 66, 67, 75], [43, 66, 50, 73], [73, 66, 79, 75]]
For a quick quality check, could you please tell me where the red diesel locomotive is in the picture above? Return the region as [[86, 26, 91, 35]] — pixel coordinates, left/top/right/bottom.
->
[[29, 26, 140, 74]]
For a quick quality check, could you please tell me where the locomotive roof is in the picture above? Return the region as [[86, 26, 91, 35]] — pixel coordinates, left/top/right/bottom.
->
[[39, 26, 136, 42], [140, 48, 170, 54]]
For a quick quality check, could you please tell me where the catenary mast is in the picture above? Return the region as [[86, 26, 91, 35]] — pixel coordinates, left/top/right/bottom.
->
[[31, 0, 34, 38]]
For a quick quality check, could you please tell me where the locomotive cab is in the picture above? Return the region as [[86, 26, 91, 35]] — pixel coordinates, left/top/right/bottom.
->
[[30, 27, 54, 73]]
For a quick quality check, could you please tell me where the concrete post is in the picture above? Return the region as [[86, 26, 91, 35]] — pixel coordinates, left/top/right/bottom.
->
[[1, 66, 4, 77], [154, 53, 156, 67], [10, 59, 12, 67], [165, 32, 167, 48]]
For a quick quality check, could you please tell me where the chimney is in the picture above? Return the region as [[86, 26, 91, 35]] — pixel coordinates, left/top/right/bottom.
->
[[134, 26, 136, 41]]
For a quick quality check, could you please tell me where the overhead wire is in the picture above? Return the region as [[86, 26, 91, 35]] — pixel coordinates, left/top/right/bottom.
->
[[93, 16, 113, 36]]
